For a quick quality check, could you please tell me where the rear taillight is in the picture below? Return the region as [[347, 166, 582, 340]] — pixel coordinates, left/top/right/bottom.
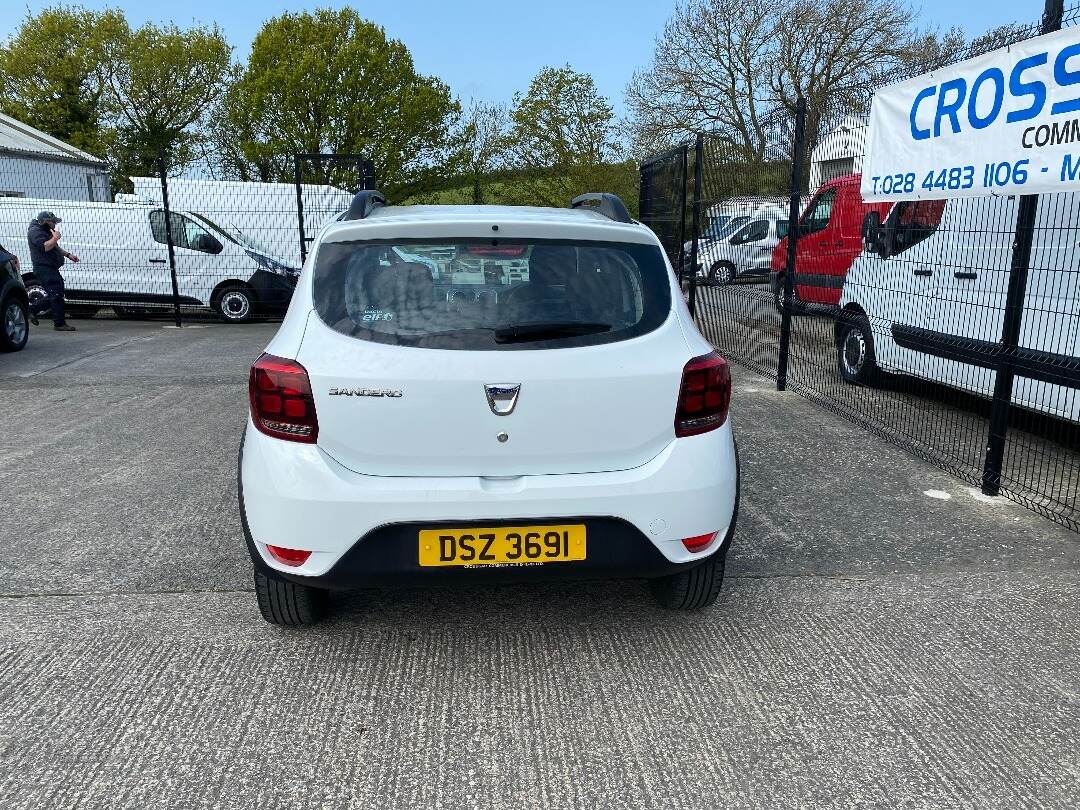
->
[[248, 353, 318, 443], [675, 352, 731, 437], [266, 545, 312, 566]]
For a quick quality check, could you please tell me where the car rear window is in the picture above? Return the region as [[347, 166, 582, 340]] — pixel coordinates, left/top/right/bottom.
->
[[312, 239, 672, 350]]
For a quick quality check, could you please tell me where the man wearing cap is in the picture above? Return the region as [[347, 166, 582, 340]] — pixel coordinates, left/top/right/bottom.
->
[[27, 211, 79, 331]]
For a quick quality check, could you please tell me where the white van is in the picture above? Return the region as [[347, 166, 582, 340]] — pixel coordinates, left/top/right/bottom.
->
[[682, 198, 784, 256], [837, 195, 1079, 423], [0, 197, 300, 322], [696, 204, 790, 284], [130, 177, 354, 267]]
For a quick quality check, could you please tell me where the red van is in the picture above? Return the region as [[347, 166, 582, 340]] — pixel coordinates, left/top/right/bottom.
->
[[769, 174, 891, 309]]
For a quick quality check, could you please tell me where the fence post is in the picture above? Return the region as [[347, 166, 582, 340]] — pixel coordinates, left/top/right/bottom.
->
[[981, 0, 1063, 495], [676, 143, 689, 285], [777, 97, 807, 391], [687, 133, 704, 318], [157, 153, 182, 328], [293, 154, 308, 265]]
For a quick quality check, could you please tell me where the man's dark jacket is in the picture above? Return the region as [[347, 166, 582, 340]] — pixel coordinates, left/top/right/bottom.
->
[[27, 222, 63, 270]]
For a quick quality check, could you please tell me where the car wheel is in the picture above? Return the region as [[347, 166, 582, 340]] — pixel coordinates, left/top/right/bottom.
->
[[215, 284, 255, 323], [709, 262, 736, 285], [1, 295, 29, 352], [837, 314, 879, 385], [254, 568, 328, 626], [650, 552, 726, 610]]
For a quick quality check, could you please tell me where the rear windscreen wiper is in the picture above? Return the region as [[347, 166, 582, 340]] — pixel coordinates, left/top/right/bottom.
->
[[494, 321, 612, 343]]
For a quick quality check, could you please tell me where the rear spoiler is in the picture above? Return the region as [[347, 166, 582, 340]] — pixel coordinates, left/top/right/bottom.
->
[[570, 193, 632, 224], [343, 190, 386, 221]]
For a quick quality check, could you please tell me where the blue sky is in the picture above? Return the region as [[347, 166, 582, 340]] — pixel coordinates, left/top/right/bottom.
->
[[0, 0, 1034, 114]]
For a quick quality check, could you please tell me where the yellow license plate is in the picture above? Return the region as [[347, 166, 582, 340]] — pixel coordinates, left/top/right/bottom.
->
[[418, 524, 587, 567]]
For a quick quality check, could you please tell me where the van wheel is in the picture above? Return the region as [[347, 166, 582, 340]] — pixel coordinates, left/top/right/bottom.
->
[[215, 284, 255, 323], [837, 314, 879, 385], [1, 295, 29, 351], [650, 553, 726, 610], [709, 261, 736, 285], [254, 568, 328, 626], [25, 283, 46, 312], [773, 275, 786, 313]]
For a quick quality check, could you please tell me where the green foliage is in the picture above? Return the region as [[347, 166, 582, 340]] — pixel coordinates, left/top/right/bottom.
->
[[215, 8, 460, 198], [506, 66, 627, 208], [106, 22, 232, 176], [0, 7, 633, 213], [0, 6, 128, 157], [405, 161, 639, 218], [0, 7, 230, 178]]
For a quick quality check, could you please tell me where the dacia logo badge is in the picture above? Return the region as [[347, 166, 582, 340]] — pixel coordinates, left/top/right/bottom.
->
[[484, 383, 520, 416]]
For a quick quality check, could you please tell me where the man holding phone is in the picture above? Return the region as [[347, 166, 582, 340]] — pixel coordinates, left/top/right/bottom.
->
[[27, 211, 79, 331]]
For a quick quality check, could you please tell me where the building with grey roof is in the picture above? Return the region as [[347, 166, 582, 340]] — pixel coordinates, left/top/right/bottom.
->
[[0, 112, 111, 202]]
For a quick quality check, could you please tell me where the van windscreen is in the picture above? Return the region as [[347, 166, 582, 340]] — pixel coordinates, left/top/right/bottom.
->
[[312, 239, 672, 350]]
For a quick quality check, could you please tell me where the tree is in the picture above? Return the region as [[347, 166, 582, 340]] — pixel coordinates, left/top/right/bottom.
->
[[506, 66, 632, 208], [458, 101, 509, 204], [105, 22, 232, 176], [626, 0, 934, 158], [213, 8, 460, 198], [0, 7, 128, 157]]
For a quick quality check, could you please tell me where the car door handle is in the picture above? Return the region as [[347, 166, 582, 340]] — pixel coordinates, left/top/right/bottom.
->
[[149, 258, 167, 264], [913, 268, 932, 277], [954, 271, 977, 280]]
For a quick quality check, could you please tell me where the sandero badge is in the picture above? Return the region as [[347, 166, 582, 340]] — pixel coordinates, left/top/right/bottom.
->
[[328, 387, 403, 398]]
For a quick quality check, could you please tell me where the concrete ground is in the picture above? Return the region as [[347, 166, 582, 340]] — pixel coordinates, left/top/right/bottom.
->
[[1, 318, 1078, 809]]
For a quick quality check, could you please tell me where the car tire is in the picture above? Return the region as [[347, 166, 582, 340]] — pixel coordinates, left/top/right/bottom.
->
[[710, 261, 736, 285], [837, 313, 879, 386], [254, 567, 328, 626], [215, 284, 255, 323], [1, 294, 29, 352], [650, 552, 726, 610]]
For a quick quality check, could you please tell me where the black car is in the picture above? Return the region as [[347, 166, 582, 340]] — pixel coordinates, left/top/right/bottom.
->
[[0, 244, 30, 352]]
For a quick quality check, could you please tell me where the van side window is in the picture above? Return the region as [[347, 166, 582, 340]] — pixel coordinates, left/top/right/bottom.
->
[[729, 219, 769, 245], [890, 200, 946, 256], [149, 210, 219, 254], [801, 189, 836, 235]]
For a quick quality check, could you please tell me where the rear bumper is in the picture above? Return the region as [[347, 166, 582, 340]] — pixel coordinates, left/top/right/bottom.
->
[[238, 420, 739, 589]]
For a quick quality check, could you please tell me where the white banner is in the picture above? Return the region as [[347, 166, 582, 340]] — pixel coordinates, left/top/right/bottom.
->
[[862, 25, 1080, 201]]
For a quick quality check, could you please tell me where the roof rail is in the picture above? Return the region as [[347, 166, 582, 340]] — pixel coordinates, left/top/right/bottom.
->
[[343, 190, 386, 221], [569, 193, 632, 224]]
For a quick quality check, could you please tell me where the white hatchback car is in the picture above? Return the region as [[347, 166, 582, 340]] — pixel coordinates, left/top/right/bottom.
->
[[239, 192, 740, 625]]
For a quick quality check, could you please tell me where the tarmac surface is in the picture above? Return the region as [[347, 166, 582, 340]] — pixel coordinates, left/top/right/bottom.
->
[[1, 317, 1078, 809]]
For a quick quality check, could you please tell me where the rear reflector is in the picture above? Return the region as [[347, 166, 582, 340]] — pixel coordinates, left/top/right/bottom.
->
[[681, 532, 718, 553], [675, 351, 731, 437], [249, 353, 319, 443], [266, 545, 312, 566]]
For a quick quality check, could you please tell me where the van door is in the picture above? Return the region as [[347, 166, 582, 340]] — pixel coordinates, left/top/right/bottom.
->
[[874, 199, 948, 378], [1013, 195, 1080, 421], [793, 186, 839, 304], [149, 210, 225, 306], [922, 196, 1012, 398]]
